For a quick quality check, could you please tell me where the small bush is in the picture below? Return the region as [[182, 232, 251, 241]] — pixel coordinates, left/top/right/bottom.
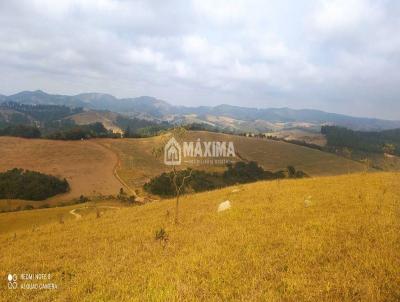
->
[[23, 205, 34, 211], [128, 195, 136, 204], [155, 228, 169, 246], [79, 195, 89, 203], [96, 207, 101, 218]]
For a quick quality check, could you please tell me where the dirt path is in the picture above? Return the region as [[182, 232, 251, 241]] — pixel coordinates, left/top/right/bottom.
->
[[93, 141, 151, 202], [93, 141, 135, 195], [69, 208, 82, 220], [69, 206, 120, 220]]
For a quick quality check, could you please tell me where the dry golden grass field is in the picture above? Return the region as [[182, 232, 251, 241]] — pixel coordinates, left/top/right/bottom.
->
[[1, 172, 399, 301], [98, 131, 366, 190], [265, 129, 327, 146], [0, 137, 122, 209], [0, 201, 123, 235]]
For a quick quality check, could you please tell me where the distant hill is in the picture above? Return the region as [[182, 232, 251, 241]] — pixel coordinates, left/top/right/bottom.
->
[[0, 100, 170, 138], [3, 90, 400, 132]]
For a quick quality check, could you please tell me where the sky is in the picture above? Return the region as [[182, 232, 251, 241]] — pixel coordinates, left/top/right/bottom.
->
[[0, 0, 399, 119]]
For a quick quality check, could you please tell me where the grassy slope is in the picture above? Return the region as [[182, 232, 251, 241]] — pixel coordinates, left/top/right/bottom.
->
[[0, 137, 122, 208], [1, 172, 399, 301], [99, 131, 366, 190], [0, 201, 122, 234], [68, 111, 123, 134], [265, 128, 327, 146]]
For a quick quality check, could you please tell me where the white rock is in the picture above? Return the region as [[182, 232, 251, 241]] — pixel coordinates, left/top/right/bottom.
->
[[218, 200, 231, 212], [304, 196, 313, 207]]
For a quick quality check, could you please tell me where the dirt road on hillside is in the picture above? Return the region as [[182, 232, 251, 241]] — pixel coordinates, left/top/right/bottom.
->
[[69, 206, 120, 220]]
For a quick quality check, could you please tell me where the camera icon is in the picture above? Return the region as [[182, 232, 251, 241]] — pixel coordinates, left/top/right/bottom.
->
[[7, 273, 18, 289]]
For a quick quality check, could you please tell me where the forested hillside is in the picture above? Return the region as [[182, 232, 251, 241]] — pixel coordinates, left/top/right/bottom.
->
[[322, 126, 400, 155], [0, 101, 171, 139]]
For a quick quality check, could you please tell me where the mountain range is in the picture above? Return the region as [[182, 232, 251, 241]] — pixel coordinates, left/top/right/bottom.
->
[[2, 90, 400, 132]]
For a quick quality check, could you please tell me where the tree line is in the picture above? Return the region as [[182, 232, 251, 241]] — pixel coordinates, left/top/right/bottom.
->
[[0, 122, 119, 140], [144, 161, 308, 197], [0, 101, 83, 122]]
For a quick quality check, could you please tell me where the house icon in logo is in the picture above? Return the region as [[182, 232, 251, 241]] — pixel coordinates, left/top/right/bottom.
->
[[164, 137, 182, 165]]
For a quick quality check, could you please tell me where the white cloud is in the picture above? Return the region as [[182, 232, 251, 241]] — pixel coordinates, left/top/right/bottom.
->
[[313, 0, 382, 33], [192, 0, 248, 24]]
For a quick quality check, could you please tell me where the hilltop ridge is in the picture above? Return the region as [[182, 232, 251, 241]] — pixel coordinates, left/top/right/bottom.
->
[[3, 90, 400, 132]]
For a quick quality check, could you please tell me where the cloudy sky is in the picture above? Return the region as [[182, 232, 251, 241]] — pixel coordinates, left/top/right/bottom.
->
[[0, 0, 399, 119]]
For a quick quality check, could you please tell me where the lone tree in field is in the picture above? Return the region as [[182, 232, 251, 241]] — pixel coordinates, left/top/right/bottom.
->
[[383, 143, 396, 155], [382, 143, 396, 170], [360, 158, 372, 173], [342, 147, 353, 173], [168, 166, 193, 224], [152, 127, 193, 224]]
